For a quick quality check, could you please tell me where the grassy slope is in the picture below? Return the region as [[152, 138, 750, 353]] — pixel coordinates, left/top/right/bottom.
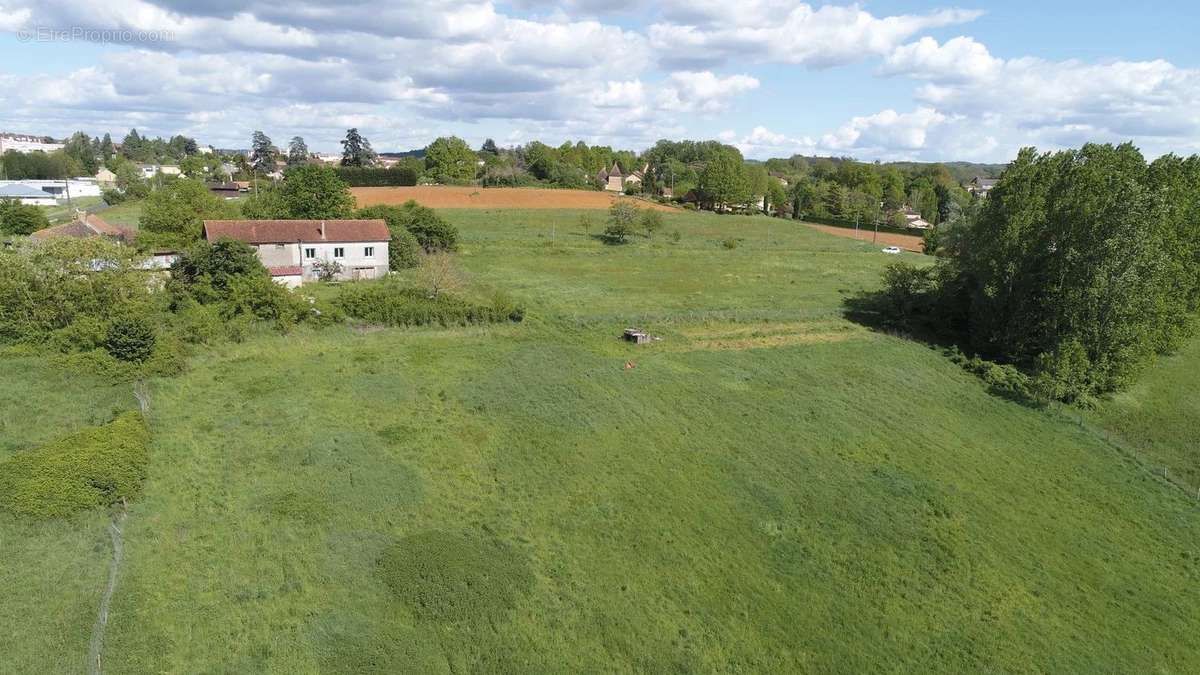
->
[[1088, 338, 1200, 491], [2, 210, 1198, 673]]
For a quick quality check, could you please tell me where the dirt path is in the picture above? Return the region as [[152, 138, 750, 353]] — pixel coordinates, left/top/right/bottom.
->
[[87, 382, 149, 675], [351, 186, 677, 211], [802, 222, 925, 252]]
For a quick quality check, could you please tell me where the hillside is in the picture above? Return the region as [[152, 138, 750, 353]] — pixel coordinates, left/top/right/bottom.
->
[[1, 209, 1197, 673]]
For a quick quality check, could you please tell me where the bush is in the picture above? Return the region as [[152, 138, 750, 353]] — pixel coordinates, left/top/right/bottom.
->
[[389, 228, 420, 270], [356, 201, 457, 254], [101, 189, 127, 206], [0, 412, 150, 519], [104, 315, 156, 363], [721, 237, 739, 250], [335, 281, 524, 327], [0, 198, 50, 236], [669, 229, 682, 243], [169, 238, 269, 306], [377, 531, 533, 623], [602, 200, 639, 243]]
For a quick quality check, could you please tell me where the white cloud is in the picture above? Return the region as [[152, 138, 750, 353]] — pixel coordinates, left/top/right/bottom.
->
[[657, 71, 759, 112], [648, 3, 982, 69]]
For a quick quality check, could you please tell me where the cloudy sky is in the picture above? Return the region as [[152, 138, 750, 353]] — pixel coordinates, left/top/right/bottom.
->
[[1, 1, 1197, 161]]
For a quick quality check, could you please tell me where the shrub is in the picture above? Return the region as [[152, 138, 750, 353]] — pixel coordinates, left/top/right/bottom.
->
[[101, 189, 127, 206], [312, 258, 343, 282], [104, 315, 157, 363], [0, 412, 150, 519], [335, 281, 523, 327], [721, 237, 739, 250], [356, 201, 457, 254], [1031, 340, 1094, 404], [377, 531, 533, 623], [0, 198, 50, 236], [602, 200, 639, 244], [169, 238, 268, 306], [669, 229, 682, 243]]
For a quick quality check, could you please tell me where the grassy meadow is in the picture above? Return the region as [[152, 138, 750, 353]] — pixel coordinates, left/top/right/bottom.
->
[[2, 208, 1198, 673]]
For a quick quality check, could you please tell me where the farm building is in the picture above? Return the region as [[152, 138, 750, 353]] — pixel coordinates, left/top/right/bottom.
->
[[202, 219, 390, 286]]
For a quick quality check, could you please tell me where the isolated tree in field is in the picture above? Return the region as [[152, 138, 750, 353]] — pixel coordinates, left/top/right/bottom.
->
[[340, 128, 376, 167], [249, 131, 275, 174], [698, 150, 750, 211], [279, 165, 355, 219], [417, 252, 467, 298], [0, 198, 50, 235], [640, 209, 664, 239], [425, 136, 477, 183], [603, 200, 639, 243], [287, 136, 309, 165]]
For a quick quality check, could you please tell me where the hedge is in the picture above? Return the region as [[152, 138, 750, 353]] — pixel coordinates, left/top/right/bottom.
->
[[335, 284, 524, 327], [332, 166, 419, 187]]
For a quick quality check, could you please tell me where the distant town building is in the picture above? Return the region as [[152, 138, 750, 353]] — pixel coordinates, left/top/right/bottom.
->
[[968, 176, 998, 197], [0, 133, 64, 154], [596, 162, 648, 192], [0, 179, 103, 199], [0, 183, 58, 205], [95, 167, 117, 188]]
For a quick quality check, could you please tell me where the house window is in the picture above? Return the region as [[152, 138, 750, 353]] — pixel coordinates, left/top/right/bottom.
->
[[364, 246, 374, 258], [333, 247, 345, 258], [304, 247, 316, 259]]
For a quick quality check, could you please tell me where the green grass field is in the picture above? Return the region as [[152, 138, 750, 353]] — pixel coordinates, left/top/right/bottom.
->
[[2, 209, 1198, 673]]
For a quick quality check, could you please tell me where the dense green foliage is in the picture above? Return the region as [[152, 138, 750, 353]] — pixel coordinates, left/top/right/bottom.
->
[[424, 136, 477, 183], [138, 178, 233, 248], [104, 315, 157, 363], [279, 165, 356, 219], [0, 148, 82, 180], [602, 199, 638, 243], [0, 198, 50, 235], [340, 128, 376, 167], [876, 143, 1200, 401], [334, 280, 522, 326], [365, 199, 458, 253], [0, 412, 148, 519]]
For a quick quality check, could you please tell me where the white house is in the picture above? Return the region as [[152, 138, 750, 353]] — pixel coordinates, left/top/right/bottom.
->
[[0, 183, 58, 206], [0, 133, 64, 154], [202, 219, 390, 287]]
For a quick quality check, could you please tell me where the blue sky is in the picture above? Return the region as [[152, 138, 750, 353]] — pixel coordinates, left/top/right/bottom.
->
[[1, 1, 1197, 161]]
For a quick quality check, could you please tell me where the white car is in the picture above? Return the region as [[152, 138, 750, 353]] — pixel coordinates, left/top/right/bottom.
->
[[882, 246, 902, 254]]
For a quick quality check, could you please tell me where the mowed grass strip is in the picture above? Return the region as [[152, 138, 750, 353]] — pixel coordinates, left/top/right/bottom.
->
[[0, 207, 1197, 673]]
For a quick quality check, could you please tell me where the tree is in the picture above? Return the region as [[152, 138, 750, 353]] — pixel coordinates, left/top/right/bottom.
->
[[100, 133, 115, 162], [603, 200, 639, 243], [0, 199, 51, 235], [340, 128, 376, 167], [287, 136, 309, 165], [64, 132, 99, 175], [104, 315, 156, 363], [249, 131, 276, 174], [169, 238, 268, 306], [312, 258, 344, 282], [279, 164, 355, 219], [698, 150, 750, 211], [481, 138, 499, 155], [640, 209, 664, 239], [425, 136, 477, 183], [416, 252, 466, 298], [139, 179, 232, 248]]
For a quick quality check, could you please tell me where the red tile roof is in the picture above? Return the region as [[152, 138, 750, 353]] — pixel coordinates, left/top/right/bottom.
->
[[31, 213, 131, 242], [268, 266, 303, 276], [202, 219, 388, 244]]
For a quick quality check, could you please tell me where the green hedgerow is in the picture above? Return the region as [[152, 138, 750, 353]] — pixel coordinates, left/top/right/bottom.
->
[[335, 281, 524, 327], [0, 412, 150, 519], [377, 530, 533, 623]]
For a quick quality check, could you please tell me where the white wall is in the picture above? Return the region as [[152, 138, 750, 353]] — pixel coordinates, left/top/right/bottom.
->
[[0, 138, 64, 153], [299, 241, 387, 271], [0, 180, 103, 198]]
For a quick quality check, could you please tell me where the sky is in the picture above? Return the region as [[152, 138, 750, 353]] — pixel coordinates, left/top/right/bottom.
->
[[0, 1, 1198, 162]]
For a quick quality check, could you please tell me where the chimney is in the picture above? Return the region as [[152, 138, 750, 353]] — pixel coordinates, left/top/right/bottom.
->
[[319, 221, 326, 240]]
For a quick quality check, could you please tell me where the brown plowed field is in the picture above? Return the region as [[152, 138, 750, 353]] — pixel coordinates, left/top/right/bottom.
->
[[803, 222, 925, 252], [351, 186, 677, 211]]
